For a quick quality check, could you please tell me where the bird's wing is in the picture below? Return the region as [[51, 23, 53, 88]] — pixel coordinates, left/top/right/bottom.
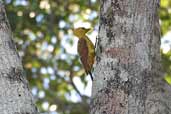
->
[[77, 38, 91, 73], [85, 36, 95, 68]]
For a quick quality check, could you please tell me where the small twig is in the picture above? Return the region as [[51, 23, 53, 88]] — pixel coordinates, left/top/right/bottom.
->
[[69, 65, 83, 99], [53, 59, 84, 99]]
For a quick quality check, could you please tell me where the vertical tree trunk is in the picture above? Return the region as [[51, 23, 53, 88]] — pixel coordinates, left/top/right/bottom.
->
[[91, 0, 171, 114], [0, 1, 37, 114]]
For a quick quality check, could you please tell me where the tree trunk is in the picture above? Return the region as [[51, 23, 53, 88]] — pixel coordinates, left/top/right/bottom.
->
[[0, 1, 37, 114], [91, 0, 171, 114]]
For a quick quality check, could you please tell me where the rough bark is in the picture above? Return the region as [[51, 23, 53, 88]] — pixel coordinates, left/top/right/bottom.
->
[[0, 1, 37, 114], [91, 0, 171, 114]]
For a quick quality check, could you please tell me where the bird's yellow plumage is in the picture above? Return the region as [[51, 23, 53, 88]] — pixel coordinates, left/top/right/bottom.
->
[[73, 27, 95, 80]]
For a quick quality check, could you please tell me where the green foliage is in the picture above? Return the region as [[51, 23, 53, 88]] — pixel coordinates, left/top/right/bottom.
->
[[5, 0, 171, 113], [160, 0, 171, 85], [6, 0, 99, 113], [160, 0, 171, 35]]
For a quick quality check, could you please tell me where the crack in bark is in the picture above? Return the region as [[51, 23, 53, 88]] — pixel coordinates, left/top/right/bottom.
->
[[0, 4, 10, 31], [91, 87, 128, 114], [0, 67, 27, 85]]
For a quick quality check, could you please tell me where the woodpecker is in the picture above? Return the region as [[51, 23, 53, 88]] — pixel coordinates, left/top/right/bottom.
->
[[73, 27, 95, 81]]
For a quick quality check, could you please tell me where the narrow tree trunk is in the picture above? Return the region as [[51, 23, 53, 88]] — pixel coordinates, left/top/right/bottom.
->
[[91, 0, 171, 114], [0, 2, 37, 114]]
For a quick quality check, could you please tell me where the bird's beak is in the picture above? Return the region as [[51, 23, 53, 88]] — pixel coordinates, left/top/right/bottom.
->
[[85, 28, 91, 33]]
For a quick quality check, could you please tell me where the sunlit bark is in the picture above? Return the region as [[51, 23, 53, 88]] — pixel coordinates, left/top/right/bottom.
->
[[0, 1, 37, 114], [91, 0, 171, 114]]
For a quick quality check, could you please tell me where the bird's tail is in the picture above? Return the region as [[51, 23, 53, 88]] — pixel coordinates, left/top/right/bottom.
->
[[88, 72, 93, 81]]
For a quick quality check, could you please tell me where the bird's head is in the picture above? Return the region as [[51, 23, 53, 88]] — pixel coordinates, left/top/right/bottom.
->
[[73, 27, 90, 38]]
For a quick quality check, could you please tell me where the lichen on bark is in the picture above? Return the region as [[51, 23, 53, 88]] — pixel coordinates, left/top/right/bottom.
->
[[91, 0, 171, 114], [0, 2, 38, 114]]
